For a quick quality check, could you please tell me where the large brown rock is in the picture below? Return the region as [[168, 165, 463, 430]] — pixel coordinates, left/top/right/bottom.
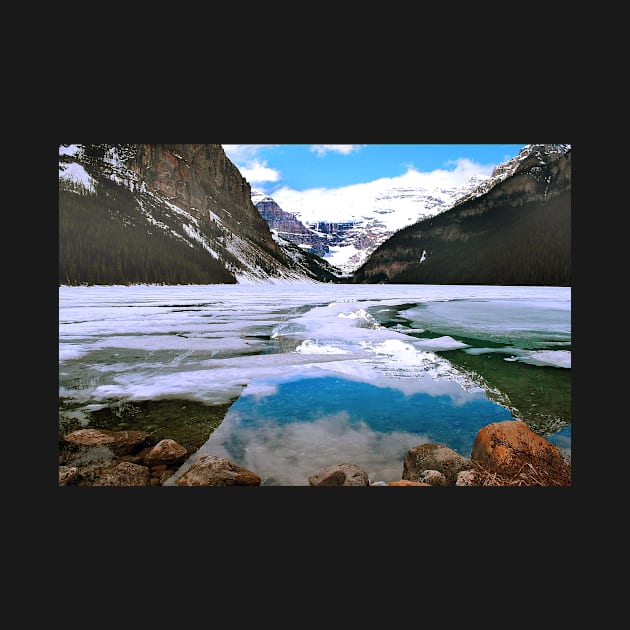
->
[[402, 443, 473, 485], [63, 428, 152, 456], [175, 455, 261, 486], [308, 463, 370, 486], [471, 420, 567, 474]]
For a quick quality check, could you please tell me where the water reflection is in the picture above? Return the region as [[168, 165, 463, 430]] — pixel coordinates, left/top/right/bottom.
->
[[167, 372, 515, 486], [371, 298, 572, 441]]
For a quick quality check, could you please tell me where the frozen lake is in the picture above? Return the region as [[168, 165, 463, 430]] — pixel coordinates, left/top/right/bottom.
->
[[58, 282, 571, 485]]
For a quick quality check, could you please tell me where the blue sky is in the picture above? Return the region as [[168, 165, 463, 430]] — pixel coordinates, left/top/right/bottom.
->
[[222, 144, 526, 194]]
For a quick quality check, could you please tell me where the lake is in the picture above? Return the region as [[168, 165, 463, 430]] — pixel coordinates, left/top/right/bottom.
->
[[58, 282, 571, 485]]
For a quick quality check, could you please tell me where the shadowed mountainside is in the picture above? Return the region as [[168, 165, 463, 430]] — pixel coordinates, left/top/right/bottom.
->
[[352, 146, 571, 286]]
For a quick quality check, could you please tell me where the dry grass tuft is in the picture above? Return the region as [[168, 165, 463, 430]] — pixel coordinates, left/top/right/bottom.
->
[[472, 456, 572, 487]]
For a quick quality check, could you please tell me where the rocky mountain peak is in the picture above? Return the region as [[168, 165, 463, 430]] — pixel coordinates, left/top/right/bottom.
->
[[452, 144, 571, 209]]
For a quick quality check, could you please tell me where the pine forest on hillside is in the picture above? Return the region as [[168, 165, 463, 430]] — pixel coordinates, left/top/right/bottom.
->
[[59, 181, 237, 285]]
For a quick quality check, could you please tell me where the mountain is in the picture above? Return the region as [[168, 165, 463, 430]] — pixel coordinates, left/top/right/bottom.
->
[[253, 195, 330, 258], [351, 144, 571, 286], [254, 173, 492, 275], [59, 144, 343, 285]]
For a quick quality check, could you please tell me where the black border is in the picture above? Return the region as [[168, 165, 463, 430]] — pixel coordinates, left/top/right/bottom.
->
[[46, 90, 582, 588]]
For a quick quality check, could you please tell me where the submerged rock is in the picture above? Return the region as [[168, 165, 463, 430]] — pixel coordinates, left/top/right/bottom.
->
[[63, 428, 152, 456]]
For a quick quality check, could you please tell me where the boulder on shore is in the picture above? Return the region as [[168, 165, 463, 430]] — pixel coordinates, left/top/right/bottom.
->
[[402, 443, 473, 485], [308, 463, 370, 486], [470, 420, 571, 485], [175, 455, 261, 486]]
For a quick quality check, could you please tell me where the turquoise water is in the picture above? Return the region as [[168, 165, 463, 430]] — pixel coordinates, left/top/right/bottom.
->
[[373, 298, 571, 443], [173, 372, 515, 486]]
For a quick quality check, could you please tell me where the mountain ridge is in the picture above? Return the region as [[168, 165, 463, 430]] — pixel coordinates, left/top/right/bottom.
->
[[252, 170, 495, 275], [352, 144, 571, 286], [59, 144, 343, 285], [58, 143, 571, 287]]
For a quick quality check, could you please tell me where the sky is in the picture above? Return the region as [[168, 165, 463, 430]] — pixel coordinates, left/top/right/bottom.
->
[[222, 144, 527, 197]]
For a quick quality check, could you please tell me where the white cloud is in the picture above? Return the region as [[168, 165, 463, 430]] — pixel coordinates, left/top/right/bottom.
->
[[238, 159, 281, 185], [222, 144, 277, 162], [432, 158, 496, 186], [310, 144, 366, 157], [222, 145, 281, 186]]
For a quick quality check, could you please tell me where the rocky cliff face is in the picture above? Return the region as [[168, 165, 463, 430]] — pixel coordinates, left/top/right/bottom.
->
[[129, 145, 276, 254], [352, 145, 571, 286], [59, 144, 342, 285]]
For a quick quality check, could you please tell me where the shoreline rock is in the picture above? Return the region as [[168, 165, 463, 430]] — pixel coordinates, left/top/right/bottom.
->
[[59, 420, 571, 487]]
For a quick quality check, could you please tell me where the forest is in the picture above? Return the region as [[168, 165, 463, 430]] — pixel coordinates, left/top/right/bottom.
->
[[354, 187, 570, 286], [59, 179, 237, 285]]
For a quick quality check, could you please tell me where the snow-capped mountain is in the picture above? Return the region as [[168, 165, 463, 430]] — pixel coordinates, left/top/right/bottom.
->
[[450, 144, 572, 208], [59, 144, 342, 285], [352, 144, 571, 286], [252, 171, 492, 275], [59, 143, 571, 286]]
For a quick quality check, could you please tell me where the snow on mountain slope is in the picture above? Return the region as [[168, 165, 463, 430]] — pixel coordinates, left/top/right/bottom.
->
[[451, 144, 572, 209], [252, 145, 572, 276], [252, 170, 491, 275]]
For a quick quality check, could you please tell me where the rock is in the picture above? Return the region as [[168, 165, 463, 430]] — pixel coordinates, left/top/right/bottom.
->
[[143, 439, 187, 467], [159, 470, 174, 485], [471, 420, 568, 475], [93, 462, 151, 486], [402, 443, 473, 485], [308, 463, 370, 486], [55, 423, 569, 487], [256, 196, 329, 256], [63, 428, 152, 456], [59, 465, 81, 486], [455, 470, 478, 486], [417, 469, 448, 486], [175, 455, 261, 486], [120, 453, 145, 465]]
